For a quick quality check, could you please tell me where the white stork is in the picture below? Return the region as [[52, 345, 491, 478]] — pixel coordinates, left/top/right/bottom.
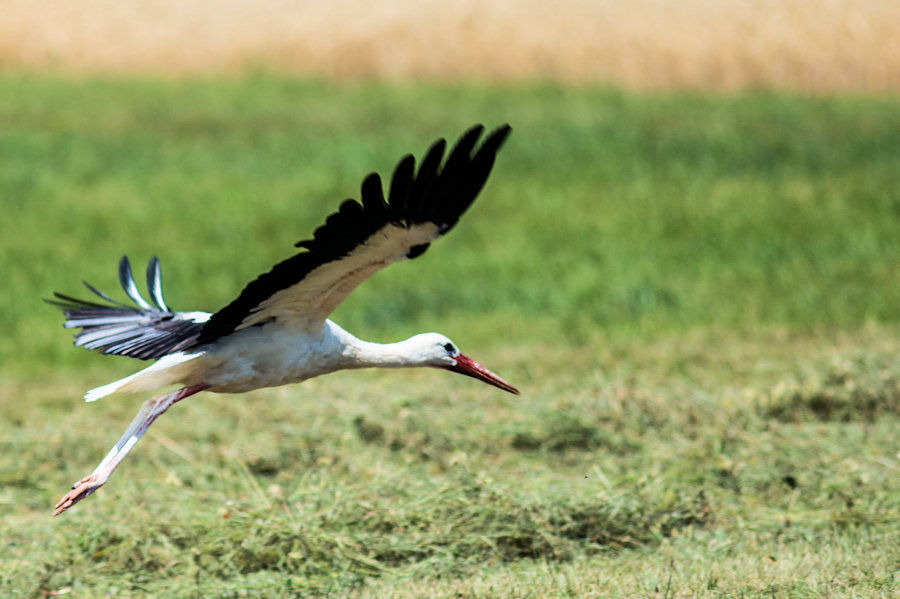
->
[[48, 124, 517, 516]]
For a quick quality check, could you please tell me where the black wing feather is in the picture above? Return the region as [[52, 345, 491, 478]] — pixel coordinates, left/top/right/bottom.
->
[[146, 256, 169, 311], [388, 154, 416, 214], [408, 138, 447, 221], [47, 256, 204, 360], [118, 256, 153, 310], [360, 172, 389, 217], [195, 124, 511, 347]]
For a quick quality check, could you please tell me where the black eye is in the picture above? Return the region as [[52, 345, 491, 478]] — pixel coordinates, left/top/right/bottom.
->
[[443, 343, 455, 353]]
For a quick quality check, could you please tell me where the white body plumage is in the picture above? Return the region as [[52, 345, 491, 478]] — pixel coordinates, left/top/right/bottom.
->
[[89, 320, 463, 398]]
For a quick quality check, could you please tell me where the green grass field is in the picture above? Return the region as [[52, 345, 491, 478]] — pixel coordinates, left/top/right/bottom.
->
[[1, 75, 898, 597]]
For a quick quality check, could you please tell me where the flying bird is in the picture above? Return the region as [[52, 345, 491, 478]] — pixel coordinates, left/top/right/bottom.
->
[[49, 124, 517, 516]]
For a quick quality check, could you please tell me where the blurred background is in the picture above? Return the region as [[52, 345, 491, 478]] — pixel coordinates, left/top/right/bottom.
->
[[1, 2, 898, 597], [3, 0, 899, 91]]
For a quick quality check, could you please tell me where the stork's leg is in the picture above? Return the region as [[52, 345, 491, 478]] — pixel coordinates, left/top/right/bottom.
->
[[53, 383, 208, 516]]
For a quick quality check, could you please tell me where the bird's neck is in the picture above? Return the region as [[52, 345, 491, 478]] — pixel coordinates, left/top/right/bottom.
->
[[347, 338, 429, 369], [327, 321, 426, 369]]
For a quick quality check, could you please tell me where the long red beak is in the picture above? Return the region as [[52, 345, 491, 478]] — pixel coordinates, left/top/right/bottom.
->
[[445, 353, 520, 395]]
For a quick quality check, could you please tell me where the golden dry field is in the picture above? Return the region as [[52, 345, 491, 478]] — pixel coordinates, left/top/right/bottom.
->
[[2, 0, 899, 92]]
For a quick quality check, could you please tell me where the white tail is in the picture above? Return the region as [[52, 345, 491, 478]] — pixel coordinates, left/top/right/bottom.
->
[[84, 352, 206, 402]]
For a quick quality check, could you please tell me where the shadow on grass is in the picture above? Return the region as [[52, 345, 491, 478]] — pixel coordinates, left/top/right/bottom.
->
[[507, 412, 639, 455], [759, 354, 899, 422]]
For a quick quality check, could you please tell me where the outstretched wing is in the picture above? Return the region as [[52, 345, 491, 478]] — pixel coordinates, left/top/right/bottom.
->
[[195, 124, 511, 346], [47, 256, 210, 360]]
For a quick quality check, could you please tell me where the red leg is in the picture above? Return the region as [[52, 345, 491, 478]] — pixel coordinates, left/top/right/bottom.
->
[[53, 383, 208, 516]]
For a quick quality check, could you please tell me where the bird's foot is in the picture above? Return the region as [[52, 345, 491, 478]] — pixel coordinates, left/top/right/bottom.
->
[[53, 473, 106, 516]]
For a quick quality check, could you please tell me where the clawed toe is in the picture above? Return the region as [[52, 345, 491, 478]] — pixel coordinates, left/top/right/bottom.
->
[[53, 474, 103, 516]]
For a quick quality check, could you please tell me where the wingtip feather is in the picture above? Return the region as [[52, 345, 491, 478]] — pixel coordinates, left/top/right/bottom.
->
[[119, 256, 153, 310], [146, 256, 169, 311]]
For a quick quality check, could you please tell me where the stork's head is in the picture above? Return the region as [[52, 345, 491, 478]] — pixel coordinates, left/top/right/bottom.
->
[[408, 333, 519, 395]]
